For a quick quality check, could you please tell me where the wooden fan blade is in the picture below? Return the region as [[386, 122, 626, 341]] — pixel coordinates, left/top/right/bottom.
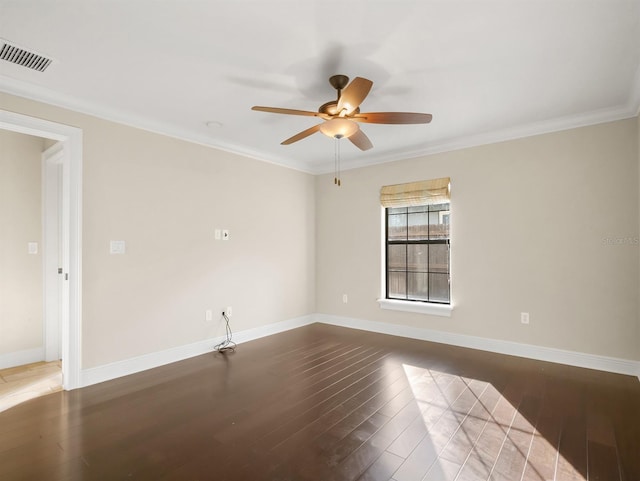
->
[[348, 129, 373, 151], [336, 77, 373, 115], [352, 112, 433, 124], [281, 124, 321, 145], [252, 106, 327, 118]]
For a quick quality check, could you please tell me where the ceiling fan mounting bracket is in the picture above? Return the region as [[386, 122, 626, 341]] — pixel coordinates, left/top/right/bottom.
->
[[328, 74, 349, 93]]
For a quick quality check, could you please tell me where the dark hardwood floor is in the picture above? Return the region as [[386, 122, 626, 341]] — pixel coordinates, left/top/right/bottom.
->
[[1, 323, 638, 481]]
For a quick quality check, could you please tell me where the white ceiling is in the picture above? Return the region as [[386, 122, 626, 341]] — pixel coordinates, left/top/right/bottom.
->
[[1, 0, 639, 174]]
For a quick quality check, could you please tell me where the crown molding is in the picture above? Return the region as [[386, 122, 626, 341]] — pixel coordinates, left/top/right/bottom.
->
[[2, 74, 638, 177], [0, 75, 316, 174], [315, 102, 640, 175]]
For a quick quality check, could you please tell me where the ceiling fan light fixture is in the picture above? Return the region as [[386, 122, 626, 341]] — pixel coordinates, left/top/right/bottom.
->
[[320, 118, 359, 139], [252, 74, 432, 152]]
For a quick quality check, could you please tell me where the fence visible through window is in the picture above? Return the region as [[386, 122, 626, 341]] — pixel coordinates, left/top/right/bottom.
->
[[386, 202, 450, 304]]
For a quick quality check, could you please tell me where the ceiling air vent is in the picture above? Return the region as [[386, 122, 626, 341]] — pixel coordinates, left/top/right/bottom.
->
[[0, 40, 52, 72]]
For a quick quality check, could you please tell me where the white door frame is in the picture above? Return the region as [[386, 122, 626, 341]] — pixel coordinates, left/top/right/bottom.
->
[[0, 109, 82, 390], [42, 142, 63, 363]]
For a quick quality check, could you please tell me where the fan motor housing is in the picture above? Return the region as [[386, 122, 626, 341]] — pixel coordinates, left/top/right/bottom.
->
[[319, 101, 338, 116], [318, 75, 360, 116], [318, 101, 359, 116]]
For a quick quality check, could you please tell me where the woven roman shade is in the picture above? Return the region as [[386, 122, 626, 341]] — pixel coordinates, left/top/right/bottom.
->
[[380, 177, 450, 208]]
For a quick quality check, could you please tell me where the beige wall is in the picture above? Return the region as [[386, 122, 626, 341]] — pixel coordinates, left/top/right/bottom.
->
[[0, 130, 44, 356], [317, 119, 640, 361], [1, 93, 316, 369], [2, 91, 638, 370]]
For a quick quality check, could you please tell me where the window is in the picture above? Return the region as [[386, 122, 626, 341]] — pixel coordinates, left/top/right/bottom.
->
[[386, 203, 450, 303], [379, 177, 451, 310]]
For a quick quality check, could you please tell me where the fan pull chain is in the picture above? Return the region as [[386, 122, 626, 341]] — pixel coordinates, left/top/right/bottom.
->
[[334, 137, 341, 186], [333, 138, 338, 185]]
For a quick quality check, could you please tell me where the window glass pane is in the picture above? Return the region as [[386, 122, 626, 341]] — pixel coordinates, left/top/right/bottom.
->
[[388, 213, 407, 241], [430, 203, 450, 212], [429, 211, 449, 239], [407, 244, 428, 272], [408, 272, 429, 301], [388, 272, 406, 299], [429, 244, 449, 273], [408, 212, 428, 240], [429, 273, 450, 303], [388, 245, 406, 271], [385, 200, 451, 305], [407, 205, 428, 213], [388, 207, 407, 215]]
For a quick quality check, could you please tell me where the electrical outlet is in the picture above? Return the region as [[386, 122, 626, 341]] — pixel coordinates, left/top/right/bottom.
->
[[342, 294, 348, 304], [225, 306, 232, 317], [521, 312, 529, 324], [222, 229, 229, 241], [205, 309, 213, 321]]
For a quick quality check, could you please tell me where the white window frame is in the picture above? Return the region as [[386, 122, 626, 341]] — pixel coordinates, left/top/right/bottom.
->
[[377, 207, 453, 317]]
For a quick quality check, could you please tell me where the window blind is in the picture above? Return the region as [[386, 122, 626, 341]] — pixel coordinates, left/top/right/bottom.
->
[[380, 177, 450, 208]]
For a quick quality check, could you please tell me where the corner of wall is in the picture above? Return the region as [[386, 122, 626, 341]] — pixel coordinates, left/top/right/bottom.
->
[[637, 114, 640, 363]]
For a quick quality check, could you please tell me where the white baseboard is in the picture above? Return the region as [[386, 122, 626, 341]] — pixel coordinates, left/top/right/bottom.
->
[[80, 314, 315, 388], [316, 314, 640, 380], [0, 347, 44, 370], [77, 312, 639, 389]]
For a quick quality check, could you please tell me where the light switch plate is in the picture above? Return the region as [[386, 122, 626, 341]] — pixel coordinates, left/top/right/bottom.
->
[[215, 229, 221, 240], [28, 242, 38, 254], [110, 240, 126, 254]]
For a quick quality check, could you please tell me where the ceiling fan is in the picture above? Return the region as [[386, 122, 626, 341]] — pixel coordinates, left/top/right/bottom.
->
[[251, 75, 433, 151]]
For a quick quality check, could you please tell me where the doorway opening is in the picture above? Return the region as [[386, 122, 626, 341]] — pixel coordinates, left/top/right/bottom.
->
[[0, 109, 82, 391]]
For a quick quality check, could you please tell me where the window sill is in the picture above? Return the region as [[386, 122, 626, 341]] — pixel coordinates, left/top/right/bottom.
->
[[377, 299, 453, 317]]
